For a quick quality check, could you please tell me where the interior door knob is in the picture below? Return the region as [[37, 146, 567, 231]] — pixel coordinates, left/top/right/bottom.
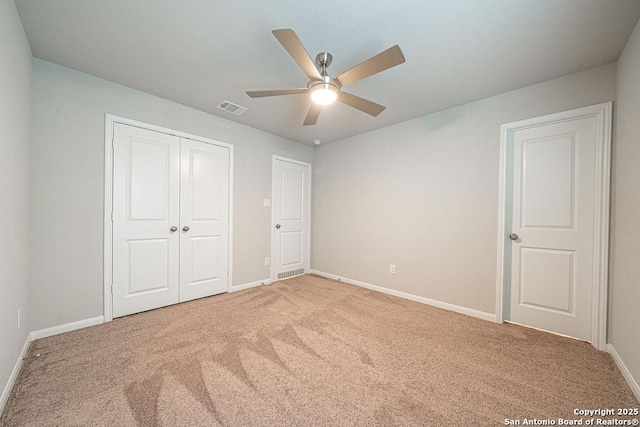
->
[[509, 233, 519, 241], [275, 224, 281, 229], [170, 226, 177, 232], [182, 226, 190, 232]]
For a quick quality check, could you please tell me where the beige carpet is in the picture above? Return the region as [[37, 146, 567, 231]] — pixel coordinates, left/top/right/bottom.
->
[[1, 274, 637, 426]]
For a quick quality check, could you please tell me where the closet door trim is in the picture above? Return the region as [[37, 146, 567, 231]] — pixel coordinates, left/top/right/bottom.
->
[[103, 114, 234, 322]]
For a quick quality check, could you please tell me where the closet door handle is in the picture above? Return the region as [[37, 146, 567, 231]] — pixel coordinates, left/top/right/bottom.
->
[[170, 226, 178, 233], [182, 226, 190, 232]]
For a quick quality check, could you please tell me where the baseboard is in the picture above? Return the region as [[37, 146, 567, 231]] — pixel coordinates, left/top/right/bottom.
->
[[606, 343, 640, 402], [229, 278, 270, 293], [0, 333, 31, 417], [30, 316, 104, 341], [309, 269, 496, 323]]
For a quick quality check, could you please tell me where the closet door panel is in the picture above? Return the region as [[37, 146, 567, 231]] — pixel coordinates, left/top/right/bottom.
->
[[179, 139, 230, 302], [112, 123, 181, 317]]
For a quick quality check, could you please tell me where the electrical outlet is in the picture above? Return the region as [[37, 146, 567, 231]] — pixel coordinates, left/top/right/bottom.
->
[[17, 307, 21, 329], [389, 264, 396, 274], [263, 199, 271, 208], [265, 257, 270, 266]]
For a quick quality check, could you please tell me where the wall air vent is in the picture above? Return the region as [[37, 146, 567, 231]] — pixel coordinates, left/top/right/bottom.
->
[[217, 100, 248, 116], [278, 269, 305, 280]]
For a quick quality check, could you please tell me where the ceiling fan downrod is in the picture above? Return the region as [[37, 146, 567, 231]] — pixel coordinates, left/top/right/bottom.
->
[[315, 52, 333, 75]]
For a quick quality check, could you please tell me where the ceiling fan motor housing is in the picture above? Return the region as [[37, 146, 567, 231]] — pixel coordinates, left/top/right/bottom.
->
[[307, 75, 340, 90]]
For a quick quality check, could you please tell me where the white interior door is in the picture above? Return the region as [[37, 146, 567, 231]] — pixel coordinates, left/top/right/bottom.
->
[[508, 114, 599, 341], [273, 157, 310, 280], [179, 139, 229, 302], [112, 123, 180, 317]]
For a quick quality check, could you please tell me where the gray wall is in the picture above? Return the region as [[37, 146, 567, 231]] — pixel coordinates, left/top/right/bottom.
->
[[29, 59, 313, 330], [0, 0, 32, 407], [610, 18, 640, 392], [312, 63, 616, 315]]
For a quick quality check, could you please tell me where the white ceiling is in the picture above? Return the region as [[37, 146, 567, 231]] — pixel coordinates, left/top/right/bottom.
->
[[15, 0, 640, 145]]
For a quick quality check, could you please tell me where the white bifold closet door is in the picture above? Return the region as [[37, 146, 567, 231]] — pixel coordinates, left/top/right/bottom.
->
[[112, 123, 229, 318]]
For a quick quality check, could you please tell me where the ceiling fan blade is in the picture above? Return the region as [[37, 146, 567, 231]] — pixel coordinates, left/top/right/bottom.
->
[[338, 92, 386, 116], [303, 104, 322, 126], [336, 45, 405, 88], [272, 29, 322, 80], [246, 88, 308, 98]]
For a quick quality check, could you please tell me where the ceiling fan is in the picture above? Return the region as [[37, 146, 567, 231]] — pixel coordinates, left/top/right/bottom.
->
[[246, 29, 406, 126]]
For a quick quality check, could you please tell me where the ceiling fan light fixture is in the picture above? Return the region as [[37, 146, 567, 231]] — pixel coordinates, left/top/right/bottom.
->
[[310, 83, 339, 105]]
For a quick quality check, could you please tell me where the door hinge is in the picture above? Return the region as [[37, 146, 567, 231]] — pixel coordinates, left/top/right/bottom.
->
[[110, 211, 113, 222]]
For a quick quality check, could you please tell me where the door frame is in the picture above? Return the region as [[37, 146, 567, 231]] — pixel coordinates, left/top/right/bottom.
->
[[103, 114, 234, 322], [495, 102, 612, 350], [270, 155, 312, 282]]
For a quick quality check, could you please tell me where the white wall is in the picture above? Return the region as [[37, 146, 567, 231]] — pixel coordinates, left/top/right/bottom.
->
[[0, 0, 32, 410], [312, 63, 616, 315], [29, 59, 313, 330], [610, 18, 640, 392]]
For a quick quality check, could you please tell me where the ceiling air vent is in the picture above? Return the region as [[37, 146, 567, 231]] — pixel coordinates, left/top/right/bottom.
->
[[217, 100, 248, 116]]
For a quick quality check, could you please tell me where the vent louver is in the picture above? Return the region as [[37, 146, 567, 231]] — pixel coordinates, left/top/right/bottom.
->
[[278, 269, 305, 280], [217, 100, 248, 116]]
